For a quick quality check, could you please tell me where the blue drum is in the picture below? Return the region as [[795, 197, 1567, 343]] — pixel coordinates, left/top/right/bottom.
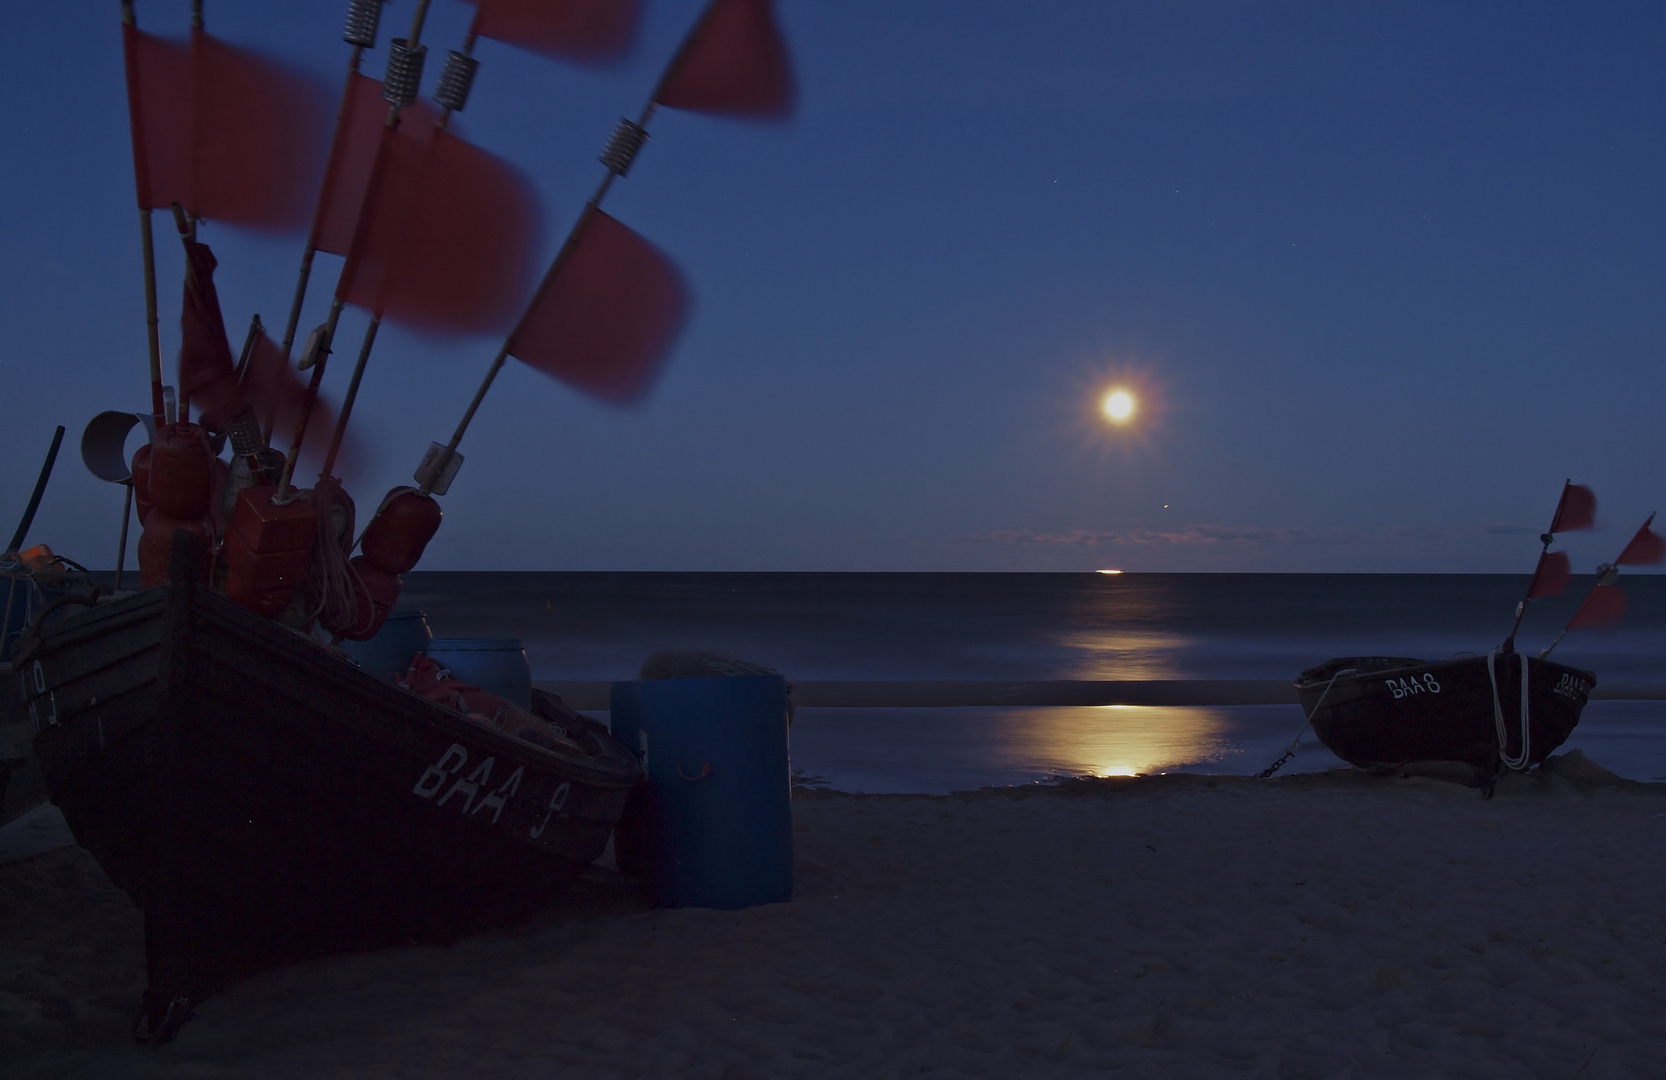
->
[[610, 675, 792, 910], [425, 638, 532, 709], [341, 610, 433, 684]]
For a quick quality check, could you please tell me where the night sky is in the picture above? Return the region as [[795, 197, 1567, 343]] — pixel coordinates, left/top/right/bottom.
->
[[2, 1, 1661, 572]]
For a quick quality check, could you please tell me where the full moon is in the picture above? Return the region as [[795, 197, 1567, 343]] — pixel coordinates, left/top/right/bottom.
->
[[1102, 389, 1135, 423]]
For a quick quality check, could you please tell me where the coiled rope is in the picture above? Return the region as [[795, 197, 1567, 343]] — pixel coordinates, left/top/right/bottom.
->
[[1486, 648, 1533, 771], [304, 478, 362, 630]]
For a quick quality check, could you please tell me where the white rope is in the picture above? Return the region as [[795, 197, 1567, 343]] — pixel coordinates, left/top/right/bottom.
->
[[1487, 649, 1532, 771]]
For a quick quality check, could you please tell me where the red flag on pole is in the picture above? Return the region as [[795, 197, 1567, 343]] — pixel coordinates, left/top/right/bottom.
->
[[189, 30, 327, 230], [510, 209, 689, 402], [654, 0, 794, 119], [1567, 585, 1626, 629], [465, 0, 641, 61], [1525, 549, 1571, 598], [1616, 513, 1666, 566], [337, 129, 541, 335], [121, 25, 325, 229], [310, 75, 442, 256], [176, 240, 242, 429], [1548, 482, 1597, 534], [122, 25, 191, 210]]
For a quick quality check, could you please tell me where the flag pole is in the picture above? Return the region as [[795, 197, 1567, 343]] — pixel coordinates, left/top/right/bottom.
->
[[121, 1, 167, 427], [277, 41, 367, 362], [275, 0, 434, 500], [318, 25, 481, 482], [415, 98, 656, 495]]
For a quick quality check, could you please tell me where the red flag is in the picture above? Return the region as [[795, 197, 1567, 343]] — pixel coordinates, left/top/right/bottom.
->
[[510, 210, 689, 403], [121, 25, 325, 229], [176, 240, 242, 429], [311, 75, 442, 256], [1525, 549, 1571, 598], [337, 129, 540, 335], [1567, 585, 1626, 629], [1616, 514, 1666, 566], [242, 334, 368, 478], [1548, 482, 1596, 534], [189, 30, 327, 230], [122, 25, 191, 210], [466, 0, 641, 61], [654, 0, 794, 119]]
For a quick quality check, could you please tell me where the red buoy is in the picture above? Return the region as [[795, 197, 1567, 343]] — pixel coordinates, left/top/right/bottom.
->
[[148, 423, 216, 519], [358, 487, 442, 575], [223, 486, 319, 617], [136, 511, 215, 588], [130, 444, 154, 525]]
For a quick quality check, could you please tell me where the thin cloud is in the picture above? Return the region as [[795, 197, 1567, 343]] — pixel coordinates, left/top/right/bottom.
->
[[976, 525, 1363, 547]]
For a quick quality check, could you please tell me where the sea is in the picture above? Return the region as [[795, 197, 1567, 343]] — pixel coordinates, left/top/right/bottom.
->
[[397, 572, 1666, 793]]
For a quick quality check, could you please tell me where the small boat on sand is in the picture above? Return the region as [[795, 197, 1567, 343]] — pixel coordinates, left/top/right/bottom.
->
[[14, 534, 638, 1040], [1296, 651, 1594, 780], [1294, 483, 1660, 789]]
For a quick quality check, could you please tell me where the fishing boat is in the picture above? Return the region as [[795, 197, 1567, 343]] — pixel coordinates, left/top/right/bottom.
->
[[21, 0, 796, 1043], [1294, 482, 1662, 788], [1296, 650, 1595, 779], [15, 532, 639, 1039]]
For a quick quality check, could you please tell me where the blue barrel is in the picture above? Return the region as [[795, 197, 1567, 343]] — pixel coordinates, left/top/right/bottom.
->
[[610, 675, 792, 909], [341, 610, 433, 683], [426, 638, 532, 709]]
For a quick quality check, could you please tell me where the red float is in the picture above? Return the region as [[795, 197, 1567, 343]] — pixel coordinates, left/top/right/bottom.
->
[[358, 487, 442, 575], [136, 511, 215, 588], [147, 423, 216, 519], [131, 444, 154, 525], [222, 486, 319, 617]]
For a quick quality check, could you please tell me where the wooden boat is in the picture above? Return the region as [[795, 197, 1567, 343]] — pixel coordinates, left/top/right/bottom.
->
[[1296, 650, 1595, 780], [13, 536, 639, 1041]]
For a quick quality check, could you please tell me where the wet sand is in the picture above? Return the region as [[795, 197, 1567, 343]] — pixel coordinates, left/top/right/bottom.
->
[[3, 755, 1664, 1078]]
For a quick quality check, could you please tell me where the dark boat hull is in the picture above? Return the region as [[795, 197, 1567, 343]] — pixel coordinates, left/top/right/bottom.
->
[[1297, 653, 1594, 773], [15, 577, 639, 1034]]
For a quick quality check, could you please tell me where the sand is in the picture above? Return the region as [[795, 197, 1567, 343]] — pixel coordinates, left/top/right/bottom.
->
[[3, 756, 1664, 1078]]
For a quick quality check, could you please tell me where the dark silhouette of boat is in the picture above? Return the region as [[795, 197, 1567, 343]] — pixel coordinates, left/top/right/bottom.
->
[[13, 536, 639, 1041], [1296, 650, 1595, 782]]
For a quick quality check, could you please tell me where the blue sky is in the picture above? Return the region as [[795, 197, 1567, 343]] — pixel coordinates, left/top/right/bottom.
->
[[2, 0, 1662, 571]]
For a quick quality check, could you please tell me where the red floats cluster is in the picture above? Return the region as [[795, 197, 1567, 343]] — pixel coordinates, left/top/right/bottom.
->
[[223, 486, 319, 616]]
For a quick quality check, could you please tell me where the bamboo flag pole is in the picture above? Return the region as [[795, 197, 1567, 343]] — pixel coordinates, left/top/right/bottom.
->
[[274, 0, 435, 501], [120, 1, 167, 427], [414, 99, 654, 496], [317, 29, 480, 482], [277, 39, 369, 362]]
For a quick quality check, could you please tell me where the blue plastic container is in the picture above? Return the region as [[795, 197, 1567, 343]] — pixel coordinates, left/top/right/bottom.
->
[[426, 638, 532, 709], [341, 610, 433, 683], [610, 675, 792, 909]]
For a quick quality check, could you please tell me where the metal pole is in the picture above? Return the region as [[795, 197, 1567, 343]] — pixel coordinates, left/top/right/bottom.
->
[[114, 482, 134, 591]]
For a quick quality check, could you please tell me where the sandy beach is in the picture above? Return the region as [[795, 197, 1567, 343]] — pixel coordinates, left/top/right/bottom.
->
[[3, 755, 1664, 1078]]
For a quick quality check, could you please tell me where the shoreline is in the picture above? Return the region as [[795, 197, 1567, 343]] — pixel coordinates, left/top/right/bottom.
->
[[5, 757, 1664, 1076]]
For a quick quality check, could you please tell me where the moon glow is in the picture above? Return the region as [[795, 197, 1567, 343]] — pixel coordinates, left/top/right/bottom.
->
[[1102, 389, 1135, 423]]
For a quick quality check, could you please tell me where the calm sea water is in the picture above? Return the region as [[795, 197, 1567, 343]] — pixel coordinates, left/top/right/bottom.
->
[[399, 573, 1666, 792]]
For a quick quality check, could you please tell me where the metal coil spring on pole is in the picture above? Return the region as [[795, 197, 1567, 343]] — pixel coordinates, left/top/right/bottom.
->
[[225, 406, 265, 457], [599, 119, 649, 177], [383, 38, 426, 107], [342, 0, 383, 48], [434, 51, 480, 113]]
